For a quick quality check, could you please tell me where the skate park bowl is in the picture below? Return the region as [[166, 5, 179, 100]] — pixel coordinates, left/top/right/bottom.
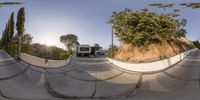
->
[[0, 49, 200, 100]]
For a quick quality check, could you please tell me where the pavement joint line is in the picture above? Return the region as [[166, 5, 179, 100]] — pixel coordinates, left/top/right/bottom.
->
[[0, 58, 22, 66], [90, 72, 97, 98], [62, 71, 124, 82], [17, 62, 48, 74], [163, 71, 200, 82], [106, 62, 140, 75], [94, 73, 143, 99], [45, 74, 92, 99], [0, 66, 30, 81], [0, 61, 19, 66], [0, 88, 63, 100], [199, 70, 200, 88]]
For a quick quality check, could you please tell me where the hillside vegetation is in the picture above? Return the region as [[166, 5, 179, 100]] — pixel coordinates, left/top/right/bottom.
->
[[114, 37, 195, 62]]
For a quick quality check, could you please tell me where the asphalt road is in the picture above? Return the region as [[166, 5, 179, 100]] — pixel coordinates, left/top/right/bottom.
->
[[0, 50, 200, 100]]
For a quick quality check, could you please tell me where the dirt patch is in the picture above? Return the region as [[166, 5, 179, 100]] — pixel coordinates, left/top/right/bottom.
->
[[114, 37, 195, 62]]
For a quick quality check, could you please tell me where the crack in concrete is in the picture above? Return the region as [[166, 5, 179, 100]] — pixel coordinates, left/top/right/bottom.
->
[[90, 72, 97, 98]]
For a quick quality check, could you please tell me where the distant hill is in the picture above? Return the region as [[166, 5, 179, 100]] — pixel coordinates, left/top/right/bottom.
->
[[114, 37, 195, 62]]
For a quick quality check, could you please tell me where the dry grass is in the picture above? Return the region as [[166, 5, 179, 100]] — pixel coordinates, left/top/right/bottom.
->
[[114, 37, 195, 62]]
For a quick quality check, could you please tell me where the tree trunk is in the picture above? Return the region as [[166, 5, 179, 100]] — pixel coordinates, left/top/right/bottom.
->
[[18, 36, 21, 57]]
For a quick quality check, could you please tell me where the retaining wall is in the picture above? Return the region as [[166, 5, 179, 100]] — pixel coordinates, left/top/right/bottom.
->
[[20, 53, 70, 68], [108, 48, 198, 72]]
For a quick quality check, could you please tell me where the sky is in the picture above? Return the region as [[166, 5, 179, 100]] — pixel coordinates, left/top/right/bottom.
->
[[0, 0, 200, 49]]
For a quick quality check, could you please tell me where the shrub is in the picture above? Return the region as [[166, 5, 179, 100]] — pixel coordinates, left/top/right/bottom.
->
[[59, 52, 71, 60], [193, 41, 200, 49]]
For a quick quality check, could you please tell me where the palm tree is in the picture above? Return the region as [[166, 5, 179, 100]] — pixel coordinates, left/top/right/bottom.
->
[[0, 2, 24, 8]]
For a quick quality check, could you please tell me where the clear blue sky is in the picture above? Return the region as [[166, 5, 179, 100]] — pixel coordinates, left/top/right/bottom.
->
[[0, 0, 200, 49]]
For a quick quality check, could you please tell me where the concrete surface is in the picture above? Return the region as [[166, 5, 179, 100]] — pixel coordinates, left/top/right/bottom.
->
[[0, 50, 200, 100]]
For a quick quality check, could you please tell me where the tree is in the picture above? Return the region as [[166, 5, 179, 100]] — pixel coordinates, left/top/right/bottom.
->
[[21, 34, 33, 44], [107, 45, 118, 58], [93, 43, 100, 47], [60, 34, 79, 52], [21, 34, 33, 54], [1, 9, 24, 56], [1, 25, 8, 49], [109, 8, 178, 47], [193, 40, 200, 49], [9, 12, 15, 41], [16, 7, 25, 55], [1, 12, 16, 55]]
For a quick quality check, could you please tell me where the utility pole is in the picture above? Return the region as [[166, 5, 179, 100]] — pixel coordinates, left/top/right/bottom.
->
[[111, 24, 114, 58]]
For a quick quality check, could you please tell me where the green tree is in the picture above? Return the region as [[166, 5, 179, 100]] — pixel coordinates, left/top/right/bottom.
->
[[0, 38, 1, 49], [60, 34, 79, 52], [21, 34, 33, 44], [107, 45, 118, 58], [93, 43, 100, 47], [109, 8, 178, 47], [1, 23, 9, 50], [9, 12, 15, 41], [21, 34, 33, 54], [193, 40, 200, 49], [16, 7, 25, 56]]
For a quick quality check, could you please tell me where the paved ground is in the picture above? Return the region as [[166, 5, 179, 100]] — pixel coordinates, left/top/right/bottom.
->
[[0, 50, 200, 100]]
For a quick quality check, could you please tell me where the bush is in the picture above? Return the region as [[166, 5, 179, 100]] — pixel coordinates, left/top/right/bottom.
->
[[193, 41, 200, 49], [106, 46, 118, 58], [59, 52, 71, 60], [8, 42, 18, 57]]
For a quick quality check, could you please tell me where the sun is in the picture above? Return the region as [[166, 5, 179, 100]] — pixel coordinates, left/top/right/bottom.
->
[[44, 40, 54, 46]]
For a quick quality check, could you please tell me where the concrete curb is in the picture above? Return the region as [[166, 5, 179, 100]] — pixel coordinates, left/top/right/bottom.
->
[[108, 48, 198, 73], [20, 54, 72, 69]]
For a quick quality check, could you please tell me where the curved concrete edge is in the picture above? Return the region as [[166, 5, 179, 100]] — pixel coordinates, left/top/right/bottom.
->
[[0, 50, 14, 61], [107, 48, 198, 72], [20, 53, 72, 68]]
